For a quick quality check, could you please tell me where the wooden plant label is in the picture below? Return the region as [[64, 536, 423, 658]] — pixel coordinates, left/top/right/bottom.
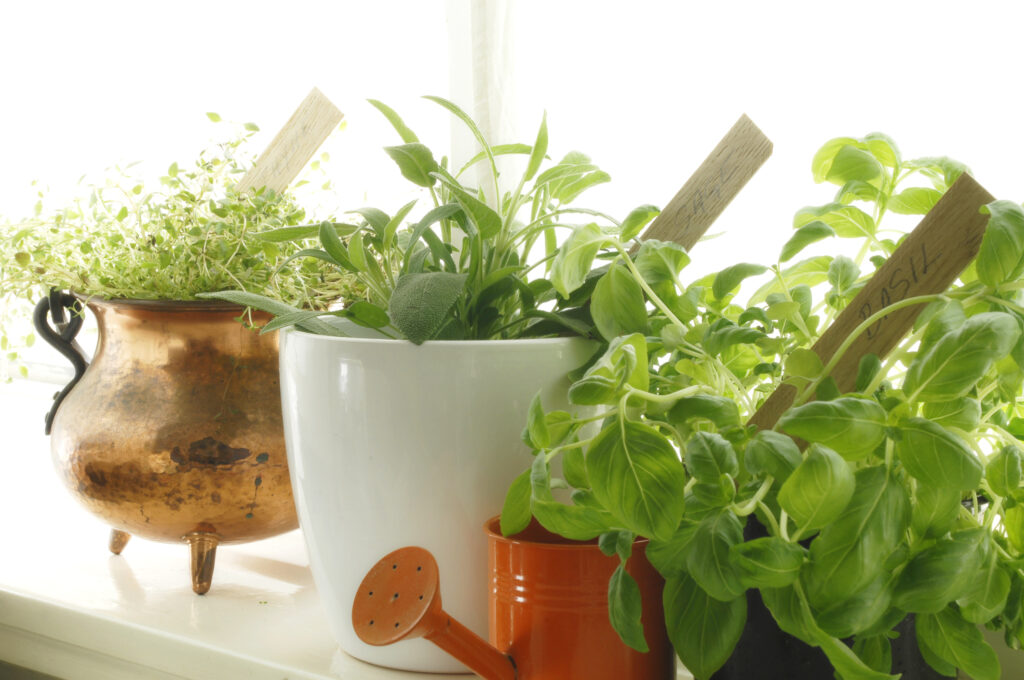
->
[[748, 172, 995, 431], [236, 87, 344, 194], [636, 114, 773, 251]]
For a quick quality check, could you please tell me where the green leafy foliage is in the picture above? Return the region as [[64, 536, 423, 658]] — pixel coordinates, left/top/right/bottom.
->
[[499, 130, 1024, 679]]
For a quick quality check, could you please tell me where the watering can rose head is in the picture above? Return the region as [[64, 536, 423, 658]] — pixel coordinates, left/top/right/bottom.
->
[[502, 132, 1024, 680]]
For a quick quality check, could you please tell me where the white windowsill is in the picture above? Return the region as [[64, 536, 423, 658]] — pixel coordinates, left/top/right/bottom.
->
[[0, 379, 691, 679]]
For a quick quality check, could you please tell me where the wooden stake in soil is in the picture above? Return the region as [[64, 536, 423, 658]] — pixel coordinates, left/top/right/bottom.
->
[[636, 114, 773, 251], [748, 172, 995, 431], [236, 87, 344, 194]]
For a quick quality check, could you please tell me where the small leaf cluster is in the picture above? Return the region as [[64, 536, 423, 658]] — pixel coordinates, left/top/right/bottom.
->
[[505, 133, 1024, 679], [211, 96, 634, 343], [0, 122, 362, 371]]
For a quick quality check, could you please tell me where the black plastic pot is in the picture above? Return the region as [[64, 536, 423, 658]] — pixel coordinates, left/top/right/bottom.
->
[[710, 519, 944, 680]]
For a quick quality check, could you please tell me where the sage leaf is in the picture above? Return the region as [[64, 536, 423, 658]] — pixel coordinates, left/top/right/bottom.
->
[[977, 200, 1024, 287], [904, 312, 1020, 402], [524, 112, 548, 182], [729, 536, 805, 589], [591, 264, 647, 341], [608, 564, 649, 652], [663, 573, 746, 680], [388, 272, 468, 344], [893, 529, 985, 613], [368, 98, 420, 143], [894, 418, 982, 492], [585, 420, 686, 541], [778, 398, 887, 461], [686, 511, 745, 601], [805, 466, 909, 609], [777, 444, 855, 533], [383, 143, 438, 187], [684, 432, 739, 484], [917, 608, 1001, 680]]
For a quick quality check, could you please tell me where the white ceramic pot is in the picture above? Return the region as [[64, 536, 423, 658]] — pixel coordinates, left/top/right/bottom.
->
[[279, 325, 596, 672]]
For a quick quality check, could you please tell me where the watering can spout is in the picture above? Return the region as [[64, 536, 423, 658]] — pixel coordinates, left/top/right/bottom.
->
[[352, 546, 518, 680]]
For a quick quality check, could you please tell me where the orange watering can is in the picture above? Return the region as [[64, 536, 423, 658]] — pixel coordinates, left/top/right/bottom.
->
[[351, 518, 674, 679]]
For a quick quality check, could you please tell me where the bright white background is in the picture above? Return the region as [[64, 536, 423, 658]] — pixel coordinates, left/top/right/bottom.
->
[[2, 0, 1024, 318], [1, 6, 1020, 676]]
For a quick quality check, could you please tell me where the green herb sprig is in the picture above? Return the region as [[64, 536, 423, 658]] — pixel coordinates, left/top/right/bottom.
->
[[506, 133, 1024, 680]]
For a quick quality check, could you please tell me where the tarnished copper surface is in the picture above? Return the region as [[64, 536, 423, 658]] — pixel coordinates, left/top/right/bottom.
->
[[49, 299, 298, 591]]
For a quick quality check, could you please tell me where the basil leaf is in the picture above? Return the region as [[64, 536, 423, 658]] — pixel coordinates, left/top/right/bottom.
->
[[608, 563, 649, 652], [986, 445, 1023, 498], [824, 145, 883, 186], [646, 518, 699, 578], [779, 221, 835, 262], [893, 529, 985, 613], [804, 466, 909, 609], [712, 262, 768, 300], [778, 397, 887, 461], [815, 574, 893, 639], [852, 635, 893, 675], [887, 187, 942, 215], [687, 511, 746, 601], [668, 395, 741, 430], [777, 444, 855, 534], [916, 608, 1001, 680], [685, 432, 739, 484], [922, 397, 982, 432], [585, 420, 686, 541], [957, 551, 1011, 624], [744, 430, 802, 484], [895, 418, 982, 492], [729, 536, 805, 589], [620, 204, 660, 242], [977, 200, 1024, 287], [591, 264, 647, 341], [634, 239, 690, 288], [911, 484, 961, 540], [550, 223, 612, 298], [500, 469, 532, 536], [530, 455, 613, 540], [663, 573, 746, 679], [904, 312, 1020, 402]]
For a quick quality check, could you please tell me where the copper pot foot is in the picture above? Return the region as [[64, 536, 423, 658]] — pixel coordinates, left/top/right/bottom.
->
[[108, 529, 131, 555], [186, 532, 219, 595]]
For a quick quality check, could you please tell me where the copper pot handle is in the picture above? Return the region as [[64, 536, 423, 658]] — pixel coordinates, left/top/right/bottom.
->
[[34, 290, 87, 434]]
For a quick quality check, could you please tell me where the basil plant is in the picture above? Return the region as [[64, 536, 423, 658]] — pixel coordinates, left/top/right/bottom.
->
[[503, 133, 1024, 680], [209, 96, 641, 343]]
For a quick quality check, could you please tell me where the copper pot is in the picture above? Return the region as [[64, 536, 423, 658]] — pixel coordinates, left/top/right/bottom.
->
[[35, 293, 298, 593]]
